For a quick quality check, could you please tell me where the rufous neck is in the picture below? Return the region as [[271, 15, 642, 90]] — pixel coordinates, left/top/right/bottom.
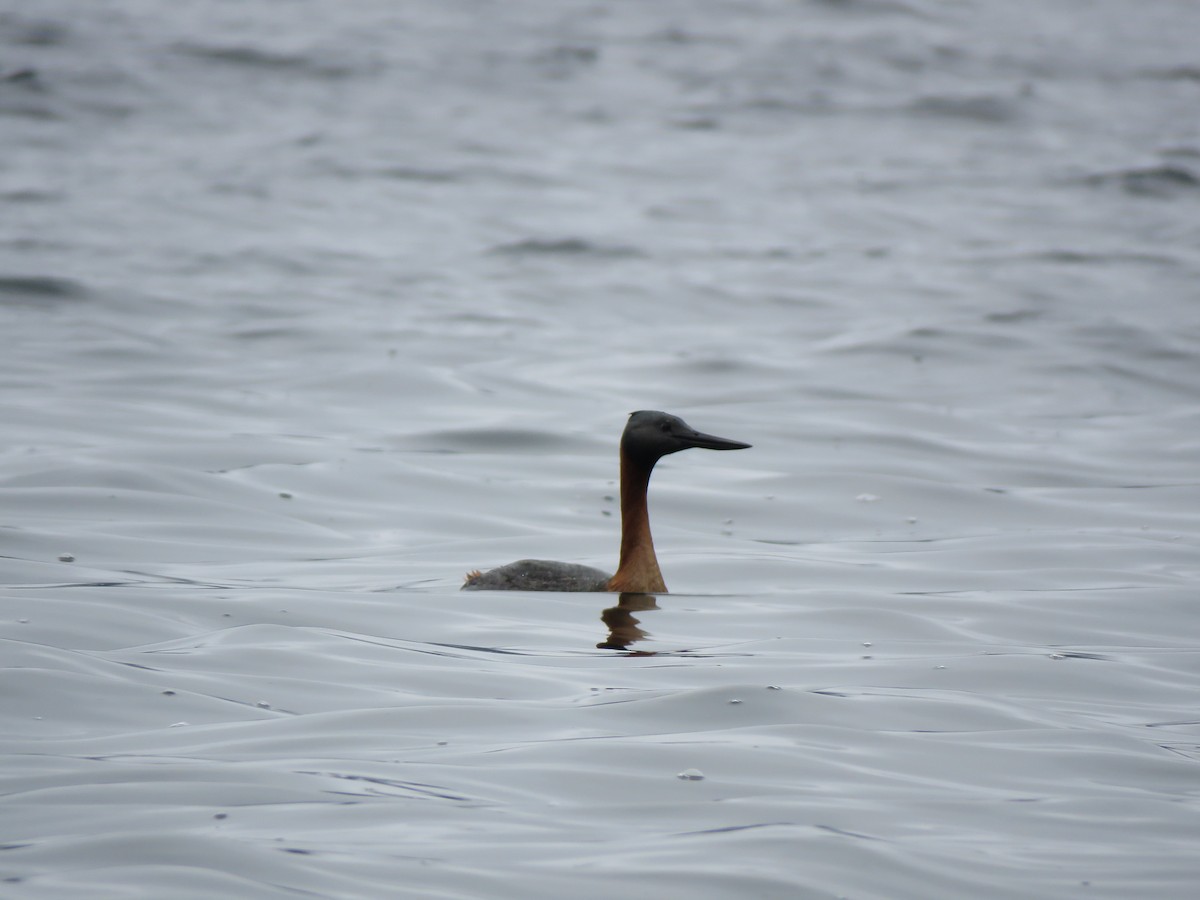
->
[[607, 450, 666, 593]]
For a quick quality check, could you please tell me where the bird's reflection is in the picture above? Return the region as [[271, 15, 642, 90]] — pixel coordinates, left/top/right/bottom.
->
[[597, 592, 660, 651]]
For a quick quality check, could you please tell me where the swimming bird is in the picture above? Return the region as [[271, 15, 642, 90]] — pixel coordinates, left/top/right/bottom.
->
[[462, 411, 750, 592]]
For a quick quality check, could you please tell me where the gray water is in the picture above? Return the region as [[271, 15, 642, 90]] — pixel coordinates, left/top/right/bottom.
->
[[3, 1, 1199, 897]]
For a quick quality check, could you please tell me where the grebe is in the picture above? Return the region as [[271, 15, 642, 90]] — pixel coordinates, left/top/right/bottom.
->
[[462, 410, 750, 592]]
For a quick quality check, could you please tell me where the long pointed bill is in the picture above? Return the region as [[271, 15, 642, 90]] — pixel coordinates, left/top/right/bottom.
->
[[681, 429, 751, 451]]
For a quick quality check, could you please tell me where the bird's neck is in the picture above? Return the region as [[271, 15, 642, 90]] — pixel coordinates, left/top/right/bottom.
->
[[607, 451, 666, 593]]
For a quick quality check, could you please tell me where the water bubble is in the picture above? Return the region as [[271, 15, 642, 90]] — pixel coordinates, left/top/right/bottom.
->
[[855, 493, 880, 503], [677, 768, 705, 781], [58, 553, 75, 562]]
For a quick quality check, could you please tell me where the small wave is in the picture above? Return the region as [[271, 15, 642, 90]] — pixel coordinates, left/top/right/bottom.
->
[[0, 188, 61, 204], [1082, 164, 1200, 197], [995, 248, 1182, 267], [531, 44, 600, 80], [0, 67, 42, 87], [984, 308, 1043, 323], [488, 238, 645, 259], [407, 426, 594, 453], [173, 42, 360, 79], [1140, 66, 1200, 82], [645, 27, 739, 46], [0, 66, 57, 120], [908, 93, 1021, 123], [316, 160, 464, 183], [810, 0, 930, 16], [0, 275, 89, 306], [5, 16, 69, 47]]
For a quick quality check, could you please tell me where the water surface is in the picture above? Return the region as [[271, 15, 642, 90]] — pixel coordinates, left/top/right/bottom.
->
[[3, 1, 1199, 897]]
